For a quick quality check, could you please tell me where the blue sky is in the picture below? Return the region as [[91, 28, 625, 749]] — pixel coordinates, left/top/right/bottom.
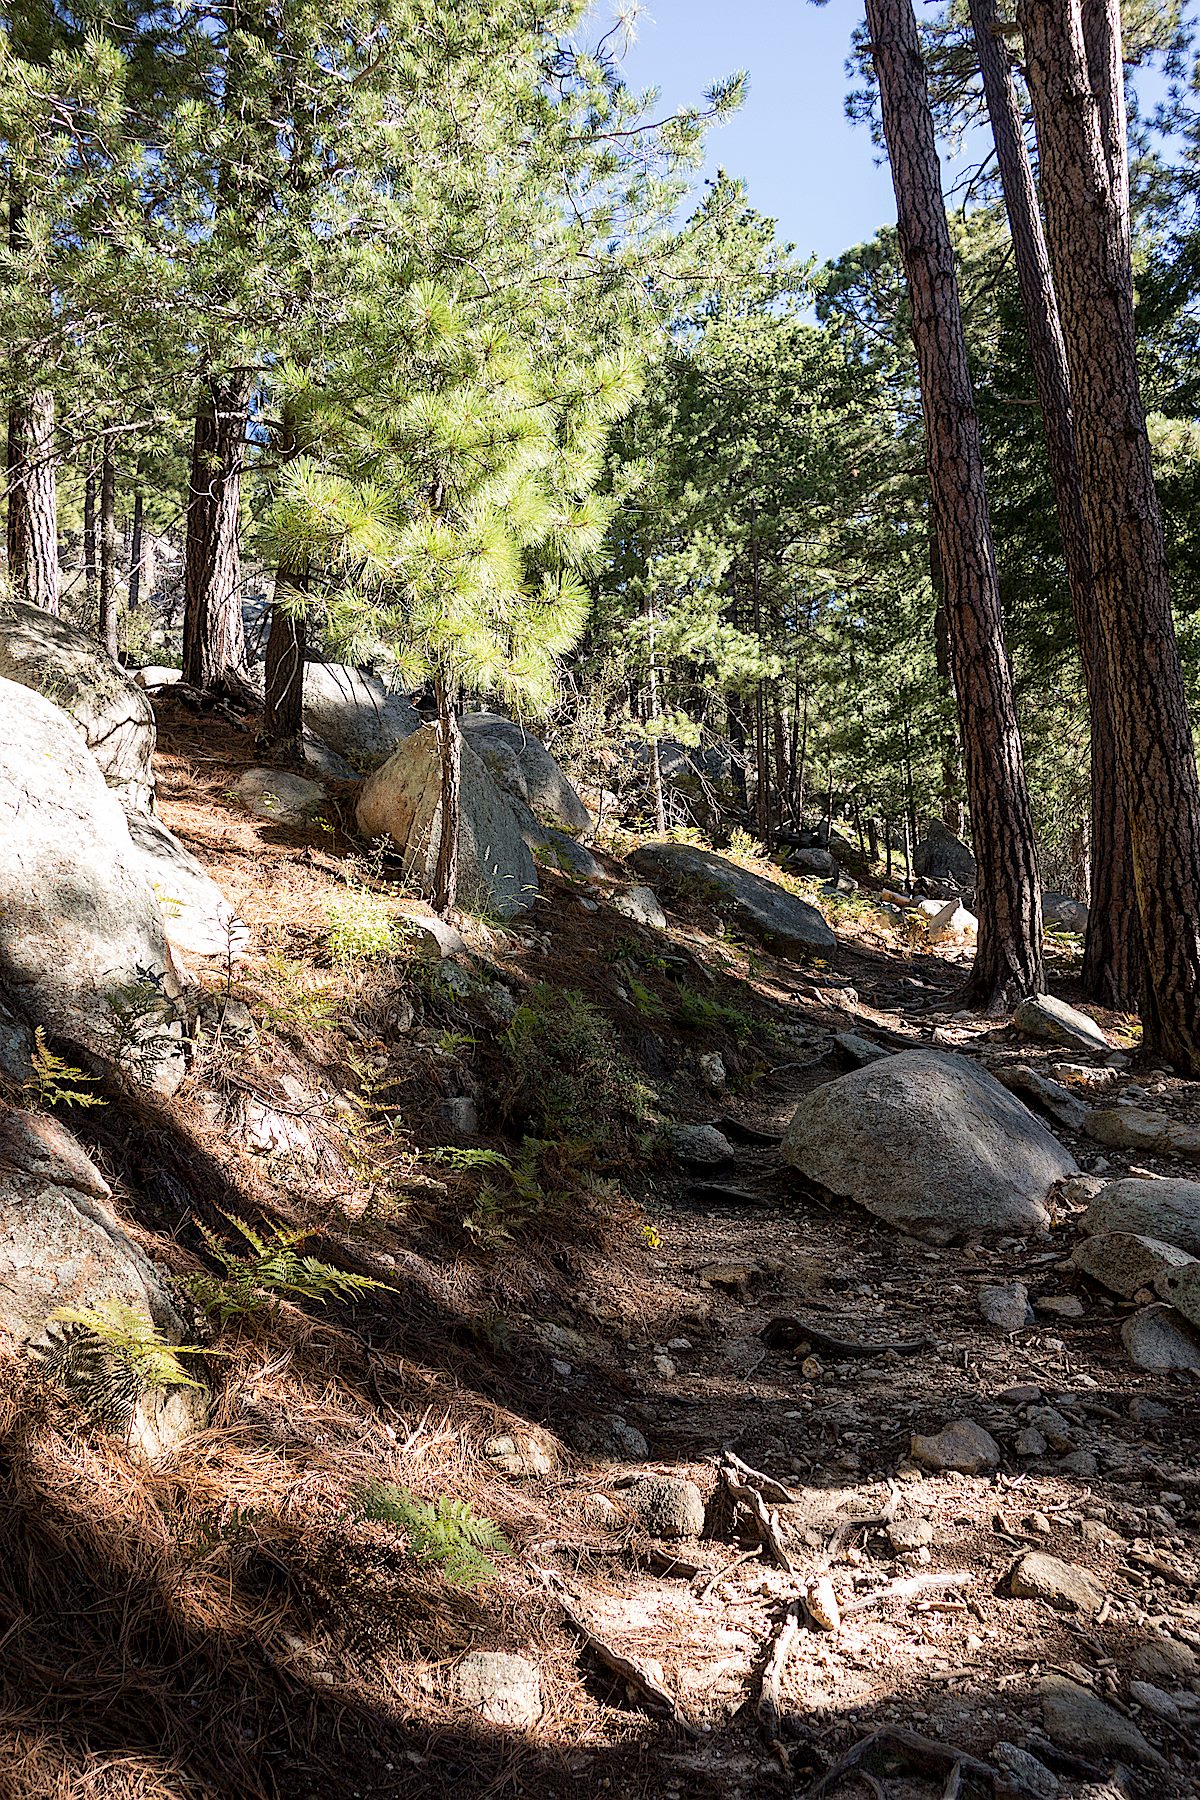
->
[[618, 1, 896, 263], [616, 1, 1181, 267]]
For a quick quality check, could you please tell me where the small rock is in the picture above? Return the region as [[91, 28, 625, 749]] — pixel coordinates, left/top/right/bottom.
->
[[1040, 1675, 1163, 1767], [997, 1384, 1044, 1406], [1129, 1680, 1183, 1722], [926, 899, 978, 945], [453, 1651, 543, 1728], [1058, 1450, 1098, 1478], [1069, 1231, 1196, 1299], [887, 1518, 934, 1553], [483, 1434, 553, 1477], [1025, 1512, 1053, 1535], [1079, 1518, 1123, 1546], [1034, 1294, 1085, 1319], [1014, 994, 1109, 1055], [1086, 1107, 1174, 1152], [667, 1123, 735, 1168], [608, 1418, 649, 1460], [440, 1096, 479, 1135], [1085, 1177, 1200, 1254], [1122, 1304, 1200, 1372], [1049, 1063, 1119, 1091], [582, 1493, 619, 1529], [998, 1064, 1091, 1131], [1014, 1428, 1048, 1458], [235, 767, 327, 824], [910, 1419, 1000, 1475], [401, 911, 468, 960], [980, 1282, 1032, 1333], [623, 1474, 705, 1540], [698, 1051, 726, 1090], [1027, 1406, 1074, 1451], [805, 1575, 840, 1630], [1128, 1396, 1170, 1424], [1155, 1260, 1200, 1330], [993, 1741, 1059, 1800], [832, 1030, 889, 1067], [1009, 1551, 1103, 1616], [1131, 1637, 1198, 1682], [653, 1353, 676, 1378], [612, 885, 667, 931]]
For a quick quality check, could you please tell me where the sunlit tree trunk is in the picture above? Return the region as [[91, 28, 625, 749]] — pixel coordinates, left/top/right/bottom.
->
[[969, 0, 1139, 1009], [866, 0, 1043, 1008], [1020, 0, 1200, 1070], [182, 374, 250, 690]]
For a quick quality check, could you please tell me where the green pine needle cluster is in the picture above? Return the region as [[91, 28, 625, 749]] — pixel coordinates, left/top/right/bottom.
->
[[350, 1482, 509, 1587]]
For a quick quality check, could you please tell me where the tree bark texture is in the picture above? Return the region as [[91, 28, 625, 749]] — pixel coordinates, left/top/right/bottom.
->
[[98, 436, 118, 658], [6, 389, 59, 614], [432, 679, 461, 915], [865, 0, 1043, 1008], [261, 582, 308, 760], [127, 490, 145, 618], [183, 374, 250, 690], [969, 0, 1139, 1008], [1019, 0, 1200, 1069], [83, 465, 97, 611]]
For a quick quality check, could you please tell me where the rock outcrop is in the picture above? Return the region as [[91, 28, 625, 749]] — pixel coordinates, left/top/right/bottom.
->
[[0, 600, 157, 810], [629, 842, 835, 958], [913, 820, 976, 887], [356, 723, 538, 919], [0, 680, 185, 1093], [781, 1049, 1075, 1242]]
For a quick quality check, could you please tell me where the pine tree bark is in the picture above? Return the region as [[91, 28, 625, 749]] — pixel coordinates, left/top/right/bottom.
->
[[865, 0, 1043, 1008], [260, 406, 309, 761], [432, 677, 462, 915], [98, 437, 118, 658], [6, 389, 59, 613], [127, 490, 145, 618], [182, 374, 249, 691], [1019, 0, 1200, 1070], [83, 464, 97, 612], [968, 0, 1139, 1008]]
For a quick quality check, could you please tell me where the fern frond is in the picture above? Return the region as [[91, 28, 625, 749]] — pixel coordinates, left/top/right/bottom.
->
[[350, 1481, 509, 1586]]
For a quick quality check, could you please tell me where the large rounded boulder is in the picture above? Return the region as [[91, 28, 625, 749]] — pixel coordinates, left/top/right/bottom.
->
[[0, 679, 185, 1093], [781, 1048, 1076, 1243], [0, 600, 156, 810], [461, 712, 592, 838], [301, 662, 421, 767], [356, 723, 538, 919], [629, 841, 835, 959]]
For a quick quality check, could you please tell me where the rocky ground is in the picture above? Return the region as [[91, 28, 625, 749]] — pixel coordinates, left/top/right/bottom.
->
[[3, 680, 1199, 1800]]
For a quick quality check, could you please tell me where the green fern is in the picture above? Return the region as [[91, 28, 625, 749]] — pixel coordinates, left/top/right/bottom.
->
[[25, 1028, 104, 1109], [351, 1481, 509, 1586], [187, 1210, 385, 1324], [48, 1299, 205, 1393]]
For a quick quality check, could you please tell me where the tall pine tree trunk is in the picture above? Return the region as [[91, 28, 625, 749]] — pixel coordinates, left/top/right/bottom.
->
[[6, 389, 59, 613], [969, 0, 1139, 1009], [260, 406, 309, 760], [83, 463, 97, 612], [432, 677, 461, 915], [127, 490, 145, 618], [865, 0, 1043, 1009], [1019, 0, 1200, 1070], [98, 436, 118, 658], [183, 374, 249, 690]]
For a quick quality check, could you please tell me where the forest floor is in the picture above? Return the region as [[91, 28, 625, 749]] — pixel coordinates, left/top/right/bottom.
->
[[8, 692, 1199, 1800]]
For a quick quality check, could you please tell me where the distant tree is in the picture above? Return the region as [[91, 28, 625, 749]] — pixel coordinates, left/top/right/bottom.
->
[[863, 0, 1043, 1009], [1019, 0, 1200, 1069]]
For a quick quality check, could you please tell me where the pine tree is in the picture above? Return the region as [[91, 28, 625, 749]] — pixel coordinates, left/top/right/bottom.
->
[[863, 0, 1044, 1010]]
